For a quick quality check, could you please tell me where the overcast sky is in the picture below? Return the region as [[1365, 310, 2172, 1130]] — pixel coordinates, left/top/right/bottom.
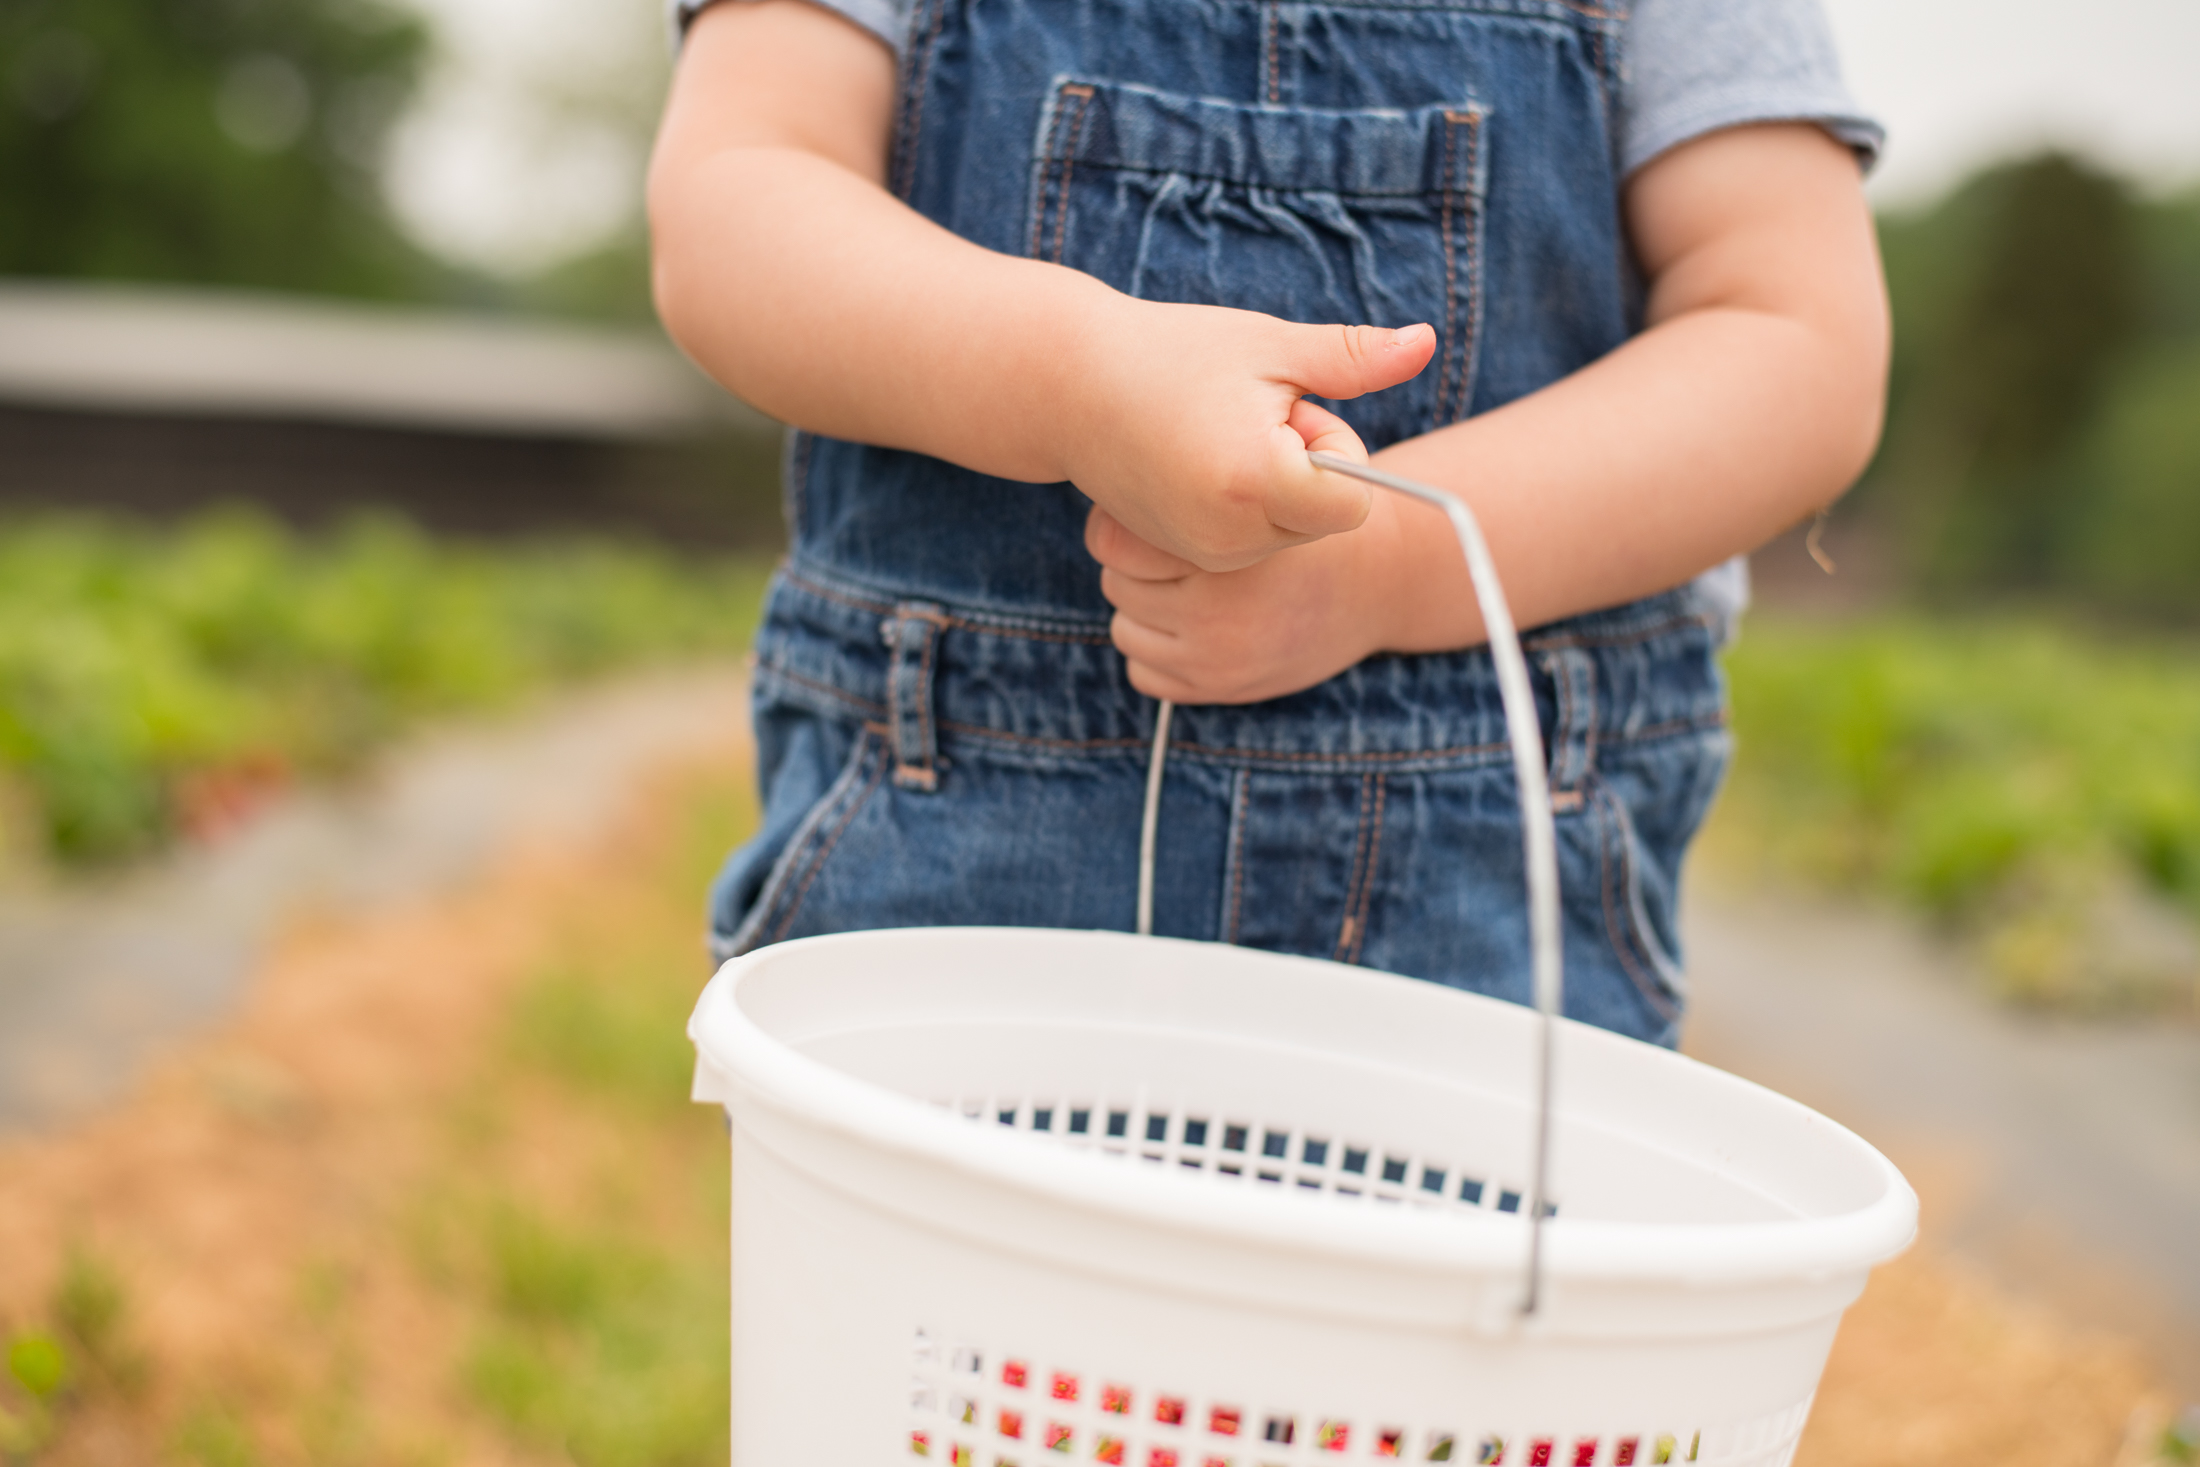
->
[[1825, 0, 2200, 207], [388, 0, 2200, 271]]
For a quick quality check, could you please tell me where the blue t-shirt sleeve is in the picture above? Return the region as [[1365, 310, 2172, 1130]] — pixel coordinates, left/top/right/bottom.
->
[[1622, 0, 1884, 176]]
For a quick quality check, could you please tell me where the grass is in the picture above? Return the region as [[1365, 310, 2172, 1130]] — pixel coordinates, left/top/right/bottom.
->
[[0, 733, 2187, 1465], [425, 779, 750, 1467], [0, 766, 754, 1466], [1715, 613, 2200, 1011], [0, 507, 771, 867]]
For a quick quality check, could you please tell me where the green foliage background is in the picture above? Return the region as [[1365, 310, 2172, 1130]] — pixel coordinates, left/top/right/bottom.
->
[[1865, 154, 2200, 617], [0, 0, 440, 300], [1716, 615, 2200, 1011], [0, 510, 769, 866]]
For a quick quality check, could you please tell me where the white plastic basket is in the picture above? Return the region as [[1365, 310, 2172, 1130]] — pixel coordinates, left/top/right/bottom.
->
[[688, 456, 1916, 1467]]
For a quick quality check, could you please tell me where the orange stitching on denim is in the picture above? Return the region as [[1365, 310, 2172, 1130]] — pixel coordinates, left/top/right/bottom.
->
[[1225, 773, 1251, 945], [771, 736, 888, 945], [1264, 3, 1281, 103], [1051, 87, 1094, 265], [1624, 710, 1730, 742], [1437, 118, 1458, 422], [1456, 111, 1483, 421], [934, 723, 1515, 766], [1172, 738, 1508, 765], [938, 720, 1147, 753], [948, 622, 1111, 646]]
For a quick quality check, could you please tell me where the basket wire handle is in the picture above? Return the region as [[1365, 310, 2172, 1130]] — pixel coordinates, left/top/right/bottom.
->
[[1132, 450, 1562, 1319]]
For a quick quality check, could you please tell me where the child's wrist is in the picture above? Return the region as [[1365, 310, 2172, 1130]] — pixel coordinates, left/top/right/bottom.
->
[[1037, 273, 1138, 484], [1360, 489, 1485, 654]]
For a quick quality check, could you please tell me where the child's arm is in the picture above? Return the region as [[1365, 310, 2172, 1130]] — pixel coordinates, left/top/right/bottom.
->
[[648, 0, 1437, 572], [1093, 123, 1890, 703]]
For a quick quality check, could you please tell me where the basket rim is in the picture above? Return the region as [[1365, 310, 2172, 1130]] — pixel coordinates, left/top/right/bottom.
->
[[689, 927, 1918, 1289]]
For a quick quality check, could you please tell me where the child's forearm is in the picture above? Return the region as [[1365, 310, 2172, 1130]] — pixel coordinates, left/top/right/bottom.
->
[[651, 0, 1433, 571], [649, 2, 1109, 486], [1362, 123, 1889, 649]]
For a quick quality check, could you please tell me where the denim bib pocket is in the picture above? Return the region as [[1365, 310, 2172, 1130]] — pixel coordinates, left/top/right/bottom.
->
[[1028, 77, 1490, 444]]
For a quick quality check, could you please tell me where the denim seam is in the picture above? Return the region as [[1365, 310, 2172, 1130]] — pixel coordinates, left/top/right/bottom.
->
[[1356, 778, 1387, 962], [1454, 110, 1486, 421], [1620, 710, 1730, 745], [782, 566, 1113, 645], [769, 733, 890, 946], [769, 690, 1718, 762], [1524, 612, 1716, 652], [783, 431, 813, 543], [1223, 771, 1251, 944], [1335, 773, 1385, 965], [1054, 87, 1094, 265], [1174, 738, 1508, 765], [887, 605, 950, 791], [1551, 649, 1574, 787], [729, 729, 878, 956], [759, 659, 888, 720], [1437, 118, 1459, 421], [1263, 3, 1281, 104], [938, 720, 1149, 755], [1543, 645, 1597, 793], [892, 0, 948, 201], [1028, 88, 1064, 259], [1069, 159, 1473, 201], [1593, 779, 1679, 1023], [1334, 773, 1375, 962]]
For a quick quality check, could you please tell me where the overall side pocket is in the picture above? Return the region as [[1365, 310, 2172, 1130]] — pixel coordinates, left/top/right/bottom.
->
[[1026, 77, 1489, 444], [720, 725, 891, 959]]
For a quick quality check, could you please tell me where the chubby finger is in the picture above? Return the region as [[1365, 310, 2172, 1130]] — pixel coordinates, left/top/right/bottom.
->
[[1260, 418, 1371, 539], [1098, 565, 1187, 631], [1288, 398, 1371, 463], [1109, 614, 1204, 699], [1085, 504, 1201, 580]]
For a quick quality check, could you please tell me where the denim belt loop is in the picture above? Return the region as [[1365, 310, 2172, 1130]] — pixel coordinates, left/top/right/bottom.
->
[[1541, 646, 1597, 811], [882, 601, 950, 792]]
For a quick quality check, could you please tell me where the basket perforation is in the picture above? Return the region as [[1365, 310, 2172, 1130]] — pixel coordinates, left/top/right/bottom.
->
[[908, 1327, 1715, 1466], [941, 1095, 1557, 1219]]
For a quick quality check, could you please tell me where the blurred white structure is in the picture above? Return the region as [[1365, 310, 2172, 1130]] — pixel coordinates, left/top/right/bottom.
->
[[0, 280, 755, 439], [0, 281, 777, 544]]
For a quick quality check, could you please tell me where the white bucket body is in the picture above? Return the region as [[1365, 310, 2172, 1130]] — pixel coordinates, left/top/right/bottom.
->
[[691, 928, 1916, 1467]]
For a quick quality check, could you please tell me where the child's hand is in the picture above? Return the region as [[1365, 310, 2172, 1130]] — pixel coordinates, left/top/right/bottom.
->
[[1058, 301, 1434, 572], [1087, 492, 1415, 704]]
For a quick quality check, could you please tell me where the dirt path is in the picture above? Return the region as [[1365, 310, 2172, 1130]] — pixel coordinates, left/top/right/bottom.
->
[[1683, 879, 2200, 1400], [0, 680, 2189, 1463], [0, 665, 750, 1134]]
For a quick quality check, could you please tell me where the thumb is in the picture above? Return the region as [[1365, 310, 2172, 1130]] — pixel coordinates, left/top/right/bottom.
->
[[1284, 322, 1435, 402]]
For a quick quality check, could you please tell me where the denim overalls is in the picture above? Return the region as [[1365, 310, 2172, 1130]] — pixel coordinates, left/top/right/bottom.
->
[[709, 0, 1732, 1047]]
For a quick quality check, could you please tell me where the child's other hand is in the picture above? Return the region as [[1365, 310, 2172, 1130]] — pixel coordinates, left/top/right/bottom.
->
[[1060, 302, 1433, 573], [1087, 492, 1412, 705]]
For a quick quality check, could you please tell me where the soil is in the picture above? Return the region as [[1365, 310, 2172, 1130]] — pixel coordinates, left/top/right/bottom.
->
[[0, 742, 2186, 1465]]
